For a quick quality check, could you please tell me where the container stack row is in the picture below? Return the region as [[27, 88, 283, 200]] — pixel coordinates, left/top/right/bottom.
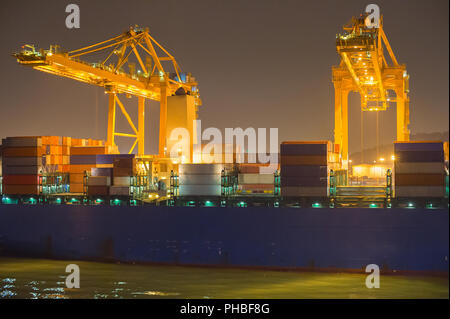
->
[[69, 145, 112, 193], [1, 136, 74, 195], [86, 155, 136, 196], [394, 141, 445, 198], [70, 151, 135, 195], [1, 137, 43, 195], [280, 141, 330, 197]]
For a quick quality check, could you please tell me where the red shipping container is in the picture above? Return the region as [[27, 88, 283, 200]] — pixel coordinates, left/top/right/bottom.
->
[[3, 175, 40, 185], [87, 186, 109, 196]]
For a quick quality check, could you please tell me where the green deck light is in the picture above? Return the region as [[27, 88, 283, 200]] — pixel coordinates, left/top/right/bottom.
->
[[312, 202, 321, 208], [369, 203, 377, 208], [204, 200, 216, 207], [408, 202, 414, 208]]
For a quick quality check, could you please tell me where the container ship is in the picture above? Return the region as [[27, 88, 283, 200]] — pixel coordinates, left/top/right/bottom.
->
[[0, 13, 448, 275]]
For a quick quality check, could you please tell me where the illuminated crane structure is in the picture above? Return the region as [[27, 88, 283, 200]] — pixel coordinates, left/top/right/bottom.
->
[[14, 26, 201, 157], [333, 14, 410, 167]]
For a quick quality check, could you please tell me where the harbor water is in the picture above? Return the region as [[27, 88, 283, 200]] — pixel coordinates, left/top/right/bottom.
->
[[0, 257, 448, 299]]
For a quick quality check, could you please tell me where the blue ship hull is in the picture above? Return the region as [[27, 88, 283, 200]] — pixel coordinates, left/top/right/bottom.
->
[[0, 205, 448, 274]]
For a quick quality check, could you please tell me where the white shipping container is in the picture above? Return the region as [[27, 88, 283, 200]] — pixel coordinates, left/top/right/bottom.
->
[[179, 164, 224, 175], [395, 186, 444, 198], [394, 162, 444, 174], [3, 157, 42, 167], [113, 176, 131, 186], [110, 186, 130, 196], [179, 184, 221, 196], [238, 173, 274, 184], [179, 174, 221, 185], [87, 176, 111, 186]]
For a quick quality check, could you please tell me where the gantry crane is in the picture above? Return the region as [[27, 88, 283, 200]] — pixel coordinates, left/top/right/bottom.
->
[[14, 26, 201, 157], [333, 14, 410, 167]]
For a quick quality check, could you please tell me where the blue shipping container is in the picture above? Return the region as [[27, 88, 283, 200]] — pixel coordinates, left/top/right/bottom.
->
[[280, 143, 328, 156], [95, 154, 135, 165], [281, 165, 327, 177], [394, 142, 443, 152], [395, 150, 444, 163]]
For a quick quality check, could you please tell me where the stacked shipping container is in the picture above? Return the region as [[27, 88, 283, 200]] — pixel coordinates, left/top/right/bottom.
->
[[237, 164, 276, 194], [111, 156, 135, 196], [394, 141, 445, 198], [1, 136, 73, 195], [70, 151, 135, 196], [178, 164, 224, 196], [1, 137, 43, 195], [69, 145, 110, 193], [280, 141, 330, 197]]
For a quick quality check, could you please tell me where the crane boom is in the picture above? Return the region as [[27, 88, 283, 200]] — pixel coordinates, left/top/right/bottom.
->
[[14, 26, 201, 156]]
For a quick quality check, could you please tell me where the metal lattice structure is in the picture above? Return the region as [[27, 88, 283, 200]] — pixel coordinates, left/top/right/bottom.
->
[[333, 14, 410, 166], [14, 26, 201, 156]]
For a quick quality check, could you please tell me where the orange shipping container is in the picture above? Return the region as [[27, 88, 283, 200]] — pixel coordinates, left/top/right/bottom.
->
[[62, 136, 72, 146], [3, 175, 40, 185], [3, 184, 39, 195], [69, 164, 96, 174], [42, 136, 61, 145], [69, 173, 85, 184], [62, 146, 70, 155], [69, 183, 84, 193], [59, 165, 70, 173]]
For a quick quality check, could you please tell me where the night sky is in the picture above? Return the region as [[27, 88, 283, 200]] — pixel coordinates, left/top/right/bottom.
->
[[0, 0, 448, 155]]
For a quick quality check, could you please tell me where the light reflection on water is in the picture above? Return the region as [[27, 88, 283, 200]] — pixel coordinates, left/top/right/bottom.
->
[[0, 257, 448, 299]]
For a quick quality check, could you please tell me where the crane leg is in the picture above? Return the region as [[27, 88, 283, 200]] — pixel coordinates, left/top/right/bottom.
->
[[341, 89, 349, 167], [334, 84, 349, 168], [334, 85, 342, 158], [158, 86, 168, 157], [107, 93, 116, 147], [138, 97, 145, 156], [396, 90, 410, 141]]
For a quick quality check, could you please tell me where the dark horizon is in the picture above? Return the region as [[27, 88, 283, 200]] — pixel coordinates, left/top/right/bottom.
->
[[0, 0, 448, 155]]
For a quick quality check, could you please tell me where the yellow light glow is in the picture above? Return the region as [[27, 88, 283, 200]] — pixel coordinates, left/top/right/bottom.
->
[[379, 158, 385, 162], [391, 155, 395, 161]]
